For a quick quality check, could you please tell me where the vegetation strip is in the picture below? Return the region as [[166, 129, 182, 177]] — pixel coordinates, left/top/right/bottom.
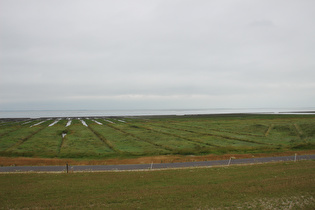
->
[[169, 121, 264, 138], [139, 124, 220, 148], [57, 135, 65, 155], [4, 125, 48, 152], [293, 123, 305, 140], [87, 126, 118, 153], [105, 123, 174, 152], [156, 123, 269, 146], [265, 124, 274, 136], [0, 127, 23, 138]]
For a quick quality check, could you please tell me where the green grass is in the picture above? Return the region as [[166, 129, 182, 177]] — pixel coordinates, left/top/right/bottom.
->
[[0, 161, 314, 209], [59, 120, 114, 158], [0, 121, 23, 136], [146, 122, 263, 147], [0, 114, 314, 159], [10, 120, 67, 157], [0, 119, 53, 154], [86, 119, 167, 155], [113, 123, 203, 152]]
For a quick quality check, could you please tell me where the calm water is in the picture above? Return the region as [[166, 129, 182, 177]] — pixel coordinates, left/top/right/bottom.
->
[[0, 108, 314, 118]]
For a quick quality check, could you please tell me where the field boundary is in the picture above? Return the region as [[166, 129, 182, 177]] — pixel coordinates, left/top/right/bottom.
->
[[0, 154, 314, 173]]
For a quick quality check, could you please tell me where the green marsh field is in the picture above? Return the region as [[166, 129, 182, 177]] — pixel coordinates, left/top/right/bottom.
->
[[0, 114, 314, 159]]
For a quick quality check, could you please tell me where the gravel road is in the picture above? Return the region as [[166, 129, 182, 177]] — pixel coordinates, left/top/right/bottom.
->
[[1, 154, 314, 173]]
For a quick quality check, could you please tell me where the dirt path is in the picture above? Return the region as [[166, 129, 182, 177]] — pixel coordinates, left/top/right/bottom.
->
[[0, 150, 314, 167], [1, 154, 314, 173]]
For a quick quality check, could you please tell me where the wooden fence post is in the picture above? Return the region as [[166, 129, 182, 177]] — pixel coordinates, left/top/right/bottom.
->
[[228, 157, 235, 166]]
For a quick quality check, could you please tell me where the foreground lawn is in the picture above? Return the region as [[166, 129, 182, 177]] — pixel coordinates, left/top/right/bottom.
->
[[0, 161, 314, 209]]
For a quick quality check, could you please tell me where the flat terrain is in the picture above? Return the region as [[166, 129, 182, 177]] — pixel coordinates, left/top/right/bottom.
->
[[0, 114, 314, 163], [0, 161, 314, 209]]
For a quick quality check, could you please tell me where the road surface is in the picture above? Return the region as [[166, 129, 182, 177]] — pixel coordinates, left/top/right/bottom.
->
[[0, 154, 314, 173]]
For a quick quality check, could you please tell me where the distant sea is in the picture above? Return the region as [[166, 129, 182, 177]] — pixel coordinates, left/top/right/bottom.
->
[[0, 108, 314, 118]]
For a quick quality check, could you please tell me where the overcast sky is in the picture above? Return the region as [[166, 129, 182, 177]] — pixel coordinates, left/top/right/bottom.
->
[[1, 0, 315, 111]]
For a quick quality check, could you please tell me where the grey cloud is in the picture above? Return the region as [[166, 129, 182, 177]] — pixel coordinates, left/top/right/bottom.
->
[[1, 0, 315, 110], [249, 20, 275, 28]]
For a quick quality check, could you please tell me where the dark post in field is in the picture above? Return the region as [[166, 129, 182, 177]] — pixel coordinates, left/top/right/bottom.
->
[[66, 163, 69, 173]]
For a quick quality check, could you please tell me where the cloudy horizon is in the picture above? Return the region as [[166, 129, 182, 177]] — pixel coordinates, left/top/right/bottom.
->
[[1, 0, 315, 111]]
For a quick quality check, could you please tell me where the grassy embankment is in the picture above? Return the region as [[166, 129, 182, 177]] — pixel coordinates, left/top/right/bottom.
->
[[0, 114, 314, 161], [0, 161, 314, 209]]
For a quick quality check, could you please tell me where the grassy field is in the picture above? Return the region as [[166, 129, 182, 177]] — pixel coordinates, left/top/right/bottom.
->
[[0, 161, 314, 209], [0, 114, 314, 159]]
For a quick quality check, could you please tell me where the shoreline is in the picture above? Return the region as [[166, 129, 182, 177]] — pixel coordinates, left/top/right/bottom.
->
[[1, 108, 315, 119], [1, 111, 315, 120]]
